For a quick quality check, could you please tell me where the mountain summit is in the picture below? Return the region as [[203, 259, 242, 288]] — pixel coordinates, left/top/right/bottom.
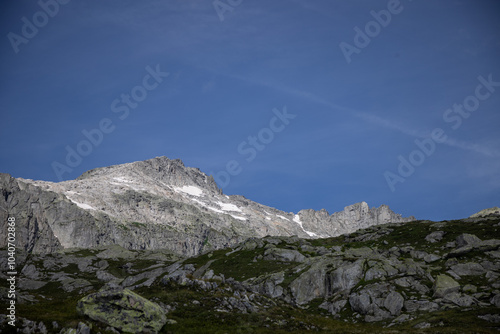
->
[[0, 157, 414, 256]]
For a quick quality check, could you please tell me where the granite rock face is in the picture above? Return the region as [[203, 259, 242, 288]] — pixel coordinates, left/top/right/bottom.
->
[[1, 156, 414, 256]]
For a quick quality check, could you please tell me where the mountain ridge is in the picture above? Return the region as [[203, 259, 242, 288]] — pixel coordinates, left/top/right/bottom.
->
[[1, 156, 415, 256]]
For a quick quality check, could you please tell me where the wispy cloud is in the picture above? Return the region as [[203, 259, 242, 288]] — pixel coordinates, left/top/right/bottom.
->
[[217, 70, 500, 159]]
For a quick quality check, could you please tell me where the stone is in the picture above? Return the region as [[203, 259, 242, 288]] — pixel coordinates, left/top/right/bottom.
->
[[328, 260, 365, 294], [450, 262, 485, 276], [404, 300, 439, 313], [344, 247, 374, 258], [121, 267, 166, 289], [383, 291, 404, 315], [62, 278, 92, 293], [414, 322, 431, 329], [433, 274, 460, 298], [18, 279, 47, 290], [76, 322, 91, 334], [263, 248, 306, 263], [21, 264, 40, 280], [445, 258, 459, 267], [490, 294, 500, 307], [77, 286, 167, 333], [96, 270, 119, 283], [462, 284, 477, 293], [394, 277, 411, 288], [443, 292, 475, 307], [365, 307, 391, 322], [319, 299, 347, 315], [425, 231, 445, 243], [456, 234, 482, 248], [478, 314, 500, 323], [349, 293, 372, 315], [424, 253, 441, 263]]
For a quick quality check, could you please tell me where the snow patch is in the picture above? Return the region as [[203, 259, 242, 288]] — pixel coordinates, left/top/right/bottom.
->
[[174, 185, 203, 197], [293, 214, 317, 237], [113, 177, 132, 183], [230, 214, 247, 221], [277, 215, 290, 221], [207, 206, 224, 214], [72, 201, 95, 211], [217, 202, 242, 213], [191, 199, 231, 214]]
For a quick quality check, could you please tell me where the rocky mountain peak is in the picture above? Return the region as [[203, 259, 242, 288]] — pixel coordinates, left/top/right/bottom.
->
[[76, 156, 221, 194], [1, 157, 415, 257], [470, 206, 500, 218]]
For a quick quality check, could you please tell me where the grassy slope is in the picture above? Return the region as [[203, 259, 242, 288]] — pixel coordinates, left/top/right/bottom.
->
[[0, 217, 499, 333]]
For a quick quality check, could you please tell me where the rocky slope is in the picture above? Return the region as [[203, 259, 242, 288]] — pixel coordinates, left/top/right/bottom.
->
[[0, 156, 414, 256], [1, 216, 499, 333]]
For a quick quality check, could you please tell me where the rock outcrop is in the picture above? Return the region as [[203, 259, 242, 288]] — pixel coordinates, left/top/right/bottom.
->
[[1, 217, 499, 332]]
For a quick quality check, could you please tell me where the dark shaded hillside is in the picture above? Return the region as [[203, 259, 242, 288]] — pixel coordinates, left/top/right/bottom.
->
[[1, 216, 499, 333]]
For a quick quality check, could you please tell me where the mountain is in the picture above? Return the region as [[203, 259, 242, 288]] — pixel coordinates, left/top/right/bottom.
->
[[470, 207, 500, 218], [0, 156, 414, 256]]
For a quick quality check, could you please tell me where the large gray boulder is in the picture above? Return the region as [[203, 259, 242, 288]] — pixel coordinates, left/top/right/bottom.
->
[[289, 257, 339, 304], [450, 262, 485, 276], [349, 292, 372, 315], [263, 248, 306, 263], [76, 286, 167, 333], [456, 234, 482, 248], [433, 274, 460, 298], [327, 259, 365, 294], [384, 291, 404, 316]]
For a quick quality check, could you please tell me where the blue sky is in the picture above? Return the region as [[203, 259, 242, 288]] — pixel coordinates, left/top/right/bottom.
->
[[1, 0, 499, 221]]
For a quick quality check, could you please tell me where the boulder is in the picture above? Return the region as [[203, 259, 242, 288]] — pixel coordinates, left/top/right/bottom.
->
[[404, 300, 439, 313], [443, 292, 475, 307], [263, 248, 306, 263], [425, 231, 445, 243], [21, 264, 40, 280], [319, 299, 347, 315], [349, 292, 372, 315], [62, 278, 92, 293], [450, 262, 485, 276], [384, 291, 404, 316], [290, 258, 339, 304], [76, 286, 167, 333], [433, 274, 460, 298], [327, 260, 365, 294], [490, 294, 500, 308], [456, 234, 482, 248]]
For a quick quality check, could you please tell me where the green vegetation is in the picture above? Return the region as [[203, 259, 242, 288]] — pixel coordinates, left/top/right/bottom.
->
[[1, 216, 499, 333]]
